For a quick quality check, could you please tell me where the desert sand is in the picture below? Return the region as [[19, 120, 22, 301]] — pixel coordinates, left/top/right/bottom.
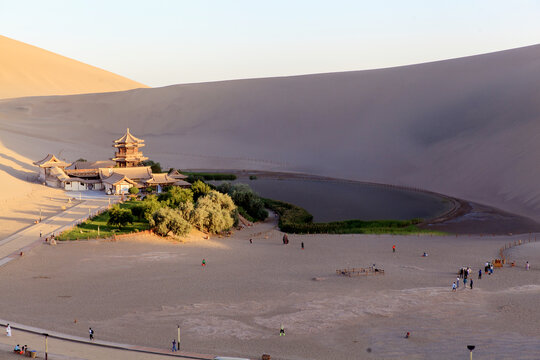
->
[[0, 216, 539, 359], [0, 35, 147, 99], [1, 40, 540, 359], [1, 44, 540, 223]]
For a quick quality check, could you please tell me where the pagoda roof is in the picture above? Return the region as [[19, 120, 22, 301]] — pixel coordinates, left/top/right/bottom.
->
[[102, 173, 138, 186], [173, 180, 192, 187], [67, 160, 115, 170], [49, 167, 70, 181], [99, 166, 153, 181], [145, 173, 178, 185], [113, 128, 144, 144], [33, 154, 70, 168], [168, 169, 188, 179]]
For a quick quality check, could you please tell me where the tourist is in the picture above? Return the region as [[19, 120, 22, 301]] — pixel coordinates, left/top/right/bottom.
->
[[392, 245, 396, 253], [202, 259, 206, 267], [13, 344, 20, 353], [301, 242, 304, 250], [172, 339, 177, 352], [89, 327, 94, 341], [464, 277, 467, 288], [279, 324, 285, 336], [40, 231, 42, 238], [478, 269, 482, 279], [422, 252, 428, 257], [470, 279, 473, 289], [283, 234, 289, 245], [405, 332, 410, 339], [452, 282, 456, 291], [456, 277, 459, 288], [249, 238, 252, 244], [6, 323, 11, 337], [526, 261, 530, 270], [22, 345, 27, 354]]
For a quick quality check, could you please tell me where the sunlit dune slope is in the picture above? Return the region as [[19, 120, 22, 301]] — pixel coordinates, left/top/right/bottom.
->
[[0, 35, 147, 99], [1, 44, 540, 221]]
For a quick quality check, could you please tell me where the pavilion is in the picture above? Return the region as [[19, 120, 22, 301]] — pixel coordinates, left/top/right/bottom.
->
[[34, 128, 191, 195]]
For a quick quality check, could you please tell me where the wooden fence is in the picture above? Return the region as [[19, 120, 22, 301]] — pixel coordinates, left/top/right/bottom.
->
[[499, 234, 538, 263]]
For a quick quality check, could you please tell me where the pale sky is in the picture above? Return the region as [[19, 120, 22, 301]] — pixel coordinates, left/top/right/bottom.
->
[[1, 1, 539, 87]]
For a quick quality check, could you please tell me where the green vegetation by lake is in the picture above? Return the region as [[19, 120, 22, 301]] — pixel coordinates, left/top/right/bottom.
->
[[57, 201, 149, 241], [184, 172, 237, 182], [263, 198, 445, 235]]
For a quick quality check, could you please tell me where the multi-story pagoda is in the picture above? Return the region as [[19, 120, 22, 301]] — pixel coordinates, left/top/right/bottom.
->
[[112, 128, 148, 167]]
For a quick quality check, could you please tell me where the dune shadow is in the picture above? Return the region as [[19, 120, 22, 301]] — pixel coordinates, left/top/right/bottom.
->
[[0, 153, 36, 172], [0, 162, 38, 183]]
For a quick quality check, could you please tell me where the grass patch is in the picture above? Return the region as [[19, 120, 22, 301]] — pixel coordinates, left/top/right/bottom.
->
[[262, 198, 445, 235], [57, 201, 149, 241], [183, 172, 237, 182]]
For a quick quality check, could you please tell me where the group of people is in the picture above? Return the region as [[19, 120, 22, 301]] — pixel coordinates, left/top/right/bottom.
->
[[453, 267, 475, 291], [13, 344, 28, 355]]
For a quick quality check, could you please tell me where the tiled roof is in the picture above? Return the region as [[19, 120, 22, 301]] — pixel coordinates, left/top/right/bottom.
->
[[113, 128, 144, 144], [33, 154, 70, 168]]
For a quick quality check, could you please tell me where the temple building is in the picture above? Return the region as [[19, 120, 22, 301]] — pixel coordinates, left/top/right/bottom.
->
[[112, 128, 148, 167], [34, 128, 190, 195]]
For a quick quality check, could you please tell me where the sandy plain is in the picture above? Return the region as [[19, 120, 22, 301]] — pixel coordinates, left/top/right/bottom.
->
[[0, 215, 539, 360]]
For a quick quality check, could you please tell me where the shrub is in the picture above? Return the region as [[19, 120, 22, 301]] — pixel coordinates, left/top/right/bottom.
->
[[107, 204, 134, 228], [150, 207, 191, 237], [139, 195, 163, 221], [158, 187, 194, 208], [191, 180, 212, 201], [216, 183, 268, 221], [143, 160, 162, 173], [262, 198, 430, 235], [192, 190, 236, 233], [249, 175, 257, 180], [129, 186, 139, 195], [184, 172, 237, 182]]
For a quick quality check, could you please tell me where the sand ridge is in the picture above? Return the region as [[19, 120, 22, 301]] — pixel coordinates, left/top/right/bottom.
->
[[0, 35, 147, 99]]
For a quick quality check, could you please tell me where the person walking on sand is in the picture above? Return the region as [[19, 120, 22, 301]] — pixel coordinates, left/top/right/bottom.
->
[[463, 277, 467, 288], [249, 238, 252, 244], [89, 327, 94, 341], [470, 279, 473, 289], [452, 282, 457, 292], [6, 324, 11, 337], [478, 269, 482, 279], [301, 242, 304, 250], [456, 277, 459, 288], [526, 261, 530, 270], [202, 259, 206, 267], [392, 245, 396, 253], [279, 324, 285, 336], [171, 339, 177, 352]]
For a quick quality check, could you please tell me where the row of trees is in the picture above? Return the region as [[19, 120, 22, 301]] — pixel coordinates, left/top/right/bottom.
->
[[109, 180, 237, 238], [107, 179, 269, 239]]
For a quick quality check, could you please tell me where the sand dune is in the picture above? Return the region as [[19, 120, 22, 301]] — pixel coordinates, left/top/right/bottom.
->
[[0, 35, 147, 99], [1, 44, 540, 222]]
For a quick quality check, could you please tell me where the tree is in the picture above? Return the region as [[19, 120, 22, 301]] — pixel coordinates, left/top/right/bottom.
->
[[143, 160, 162, 173], [191, 180, 211, 201], [149, 207, 191, 237], [129, 186, 139, 195], [158, 187, 193, 208], [192, 190, 236, 233], [107, 205, 134, 228], [217, 183, 268, 221], [140, 195, 162, 221]]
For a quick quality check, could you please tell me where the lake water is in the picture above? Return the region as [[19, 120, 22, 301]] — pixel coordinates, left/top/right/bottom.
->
[[215, 178, 453, 222]]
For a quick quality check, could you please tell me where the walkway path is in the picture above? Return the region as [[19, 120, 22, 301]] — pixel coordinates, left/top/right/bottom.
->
[[0, 319, 214, 359], [0, 196, 115, 267]]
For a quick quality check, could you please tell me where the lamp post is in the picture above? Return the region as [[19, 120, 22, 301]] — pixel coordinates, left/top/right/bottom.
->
[[43, 333, 48, 360], [177, 325, 180, 350], [467, 345, 475, 360]]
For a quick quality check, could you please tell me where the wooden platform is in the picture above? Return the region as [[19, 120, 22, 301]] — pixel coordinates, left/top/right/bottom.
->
[[336, 267, 384, 277]]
